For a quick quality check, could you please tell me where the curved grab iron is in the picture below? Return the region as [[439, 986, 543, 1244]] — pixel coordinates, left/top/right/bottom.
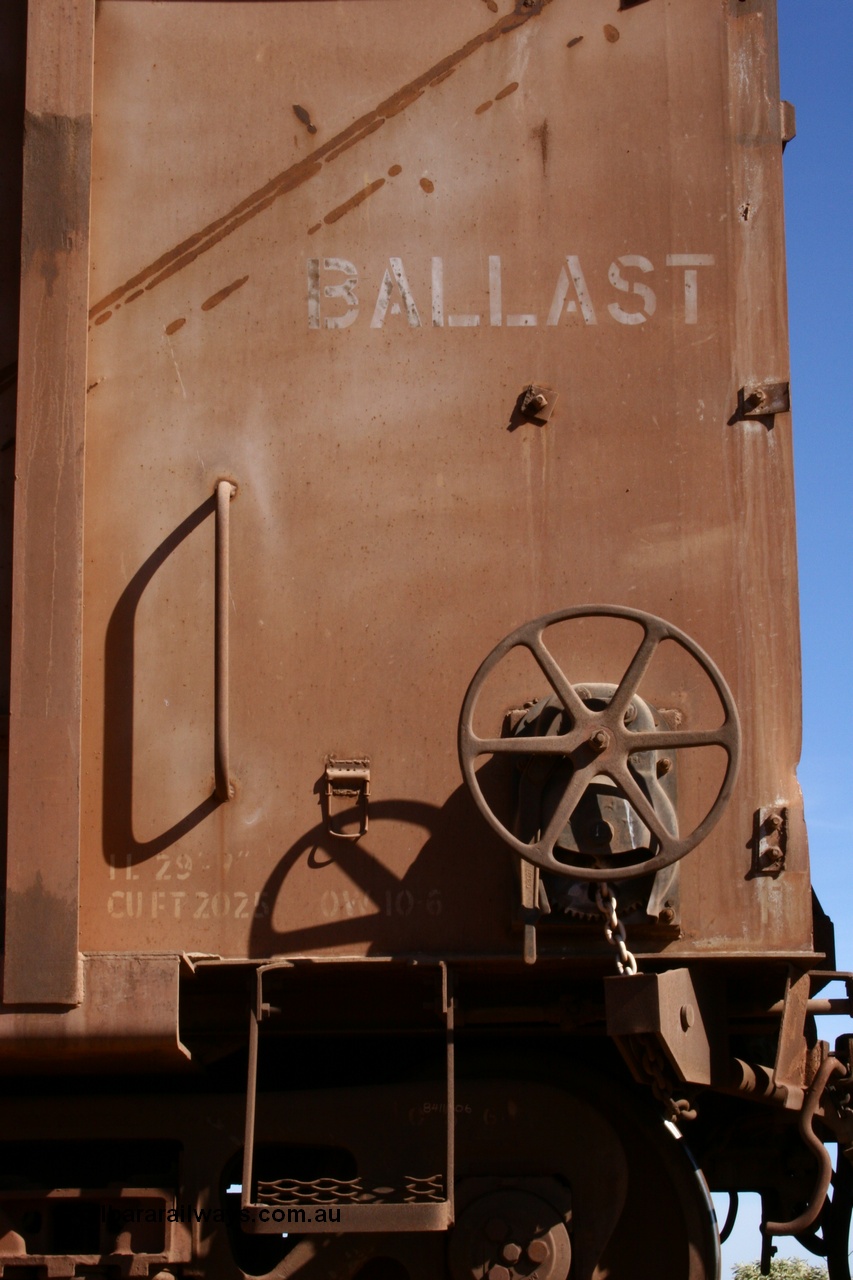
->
[[764, 1055, 847, 1237]]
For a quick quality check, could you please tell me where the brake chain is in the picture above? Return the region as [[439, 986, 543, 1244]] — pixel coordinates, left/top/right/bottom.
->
[[596, 881, 638, 976], [637, 1035, 698, 1124]]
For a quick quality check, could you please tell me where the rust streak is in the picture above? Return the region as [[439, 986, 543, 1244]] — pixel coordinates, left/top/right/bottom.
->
[[324, 117, 385, 163], [382, 86, 425, 120], [143, 163, 323, 294], [88, 0, 554, 321], [429, 67, 457, 87], [533, 119, 549, 172], [475, 101, 493, 114], [495, 81, 519, 100], [201, 275, 249, 312], [307, 222, 322, 235], [165, 317, 186, 335], [323, 179, 385, 226]]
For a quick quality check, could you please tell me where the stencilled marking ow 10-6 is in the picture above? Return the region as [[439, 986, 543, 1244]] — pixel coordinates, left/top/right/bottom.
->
[[308, 253, 715, 329]]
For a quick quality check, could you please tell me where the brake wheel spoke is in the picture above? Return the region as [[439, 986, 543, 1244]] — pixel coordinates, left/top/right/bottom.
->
[[527, 633, 591, 725], [537, 766, 594, 858], [463, 732, 580, 757], [607, 760, 672, 848], [608, 623, 664, 722], [626, 726, 732, 753]]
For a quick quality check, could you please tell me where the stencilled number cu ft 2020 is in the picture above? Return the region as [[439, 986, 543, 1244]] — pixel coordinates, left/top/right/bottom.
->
[[107, 890, 271, 920], [106, 851, 271, 920]]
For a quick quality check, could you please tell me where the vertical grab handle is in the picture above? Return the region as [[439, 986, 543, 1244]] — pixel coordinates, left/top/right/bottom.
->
[[215, 480, 237, 801]]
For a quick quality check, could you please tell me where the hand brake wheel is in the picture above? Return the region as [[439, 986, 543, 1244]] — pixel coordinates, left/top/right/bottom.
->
[[458, 605, 741, 881]]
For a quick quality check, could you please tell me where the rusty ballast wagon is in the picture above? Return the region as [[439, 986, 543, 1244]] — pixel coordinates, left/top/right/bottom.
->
[[0, 1, 852, 1279]]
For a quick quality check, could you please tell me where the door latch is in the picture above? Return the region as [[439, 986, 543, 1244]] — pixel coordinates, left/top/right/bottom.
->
[[323, 757, 370, 840]]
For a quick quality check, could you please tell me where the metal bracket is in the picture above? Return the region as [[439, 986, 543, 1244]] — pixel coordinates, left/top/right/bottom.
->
[[740, 381, 790, 418], [605, 968, 723, 1087], [752, 804, 787, 876], [520, 384, 558, 423], [323, 756, 370, 839], [771, 966, 810, 1106]]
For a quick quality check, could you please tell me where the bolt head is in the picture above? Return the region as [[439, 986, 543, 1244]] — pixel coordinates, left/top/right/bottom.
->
[[488, 1268, 511, 1280], [623, 701, 638, 725], [527, 1240, 550, 1264], [502, 1244, 522, 1264], [589, 729, 610, 754], [656, 756, 673, 777], [680, 1003, 695, 1031]]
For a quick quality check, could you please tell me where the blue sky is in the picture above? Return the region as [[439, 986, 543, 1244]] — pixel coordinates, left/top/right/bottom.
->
[[718, 2, 853, 1273]]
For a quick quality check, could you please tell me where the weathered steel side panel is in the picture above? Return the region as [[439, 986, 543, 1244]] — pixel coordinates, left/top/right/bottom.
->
[[5, 0, 811, 969], [4, 0, 94, 1003], [72, 0, 808, 960]]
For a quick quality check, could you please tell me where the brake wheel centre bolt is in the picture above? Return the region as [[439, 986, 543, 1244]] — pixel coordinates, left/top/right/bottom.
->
[[589, 729, 610, 753]]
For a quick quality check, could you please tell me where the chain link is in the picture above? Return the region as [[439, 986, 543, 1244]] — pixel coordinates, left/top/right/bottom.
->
[[595, 881, 638, 976], [638, 1035, 698, 1124], [594, 883, 697, 1122]]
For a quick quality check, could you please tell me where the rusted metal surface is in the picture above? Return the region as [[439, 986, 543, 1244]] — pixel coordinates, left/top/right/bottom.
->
[[0, 954, 190, 1068], [763, 1054, 848, 1238], [0, 1186, 191, 1277], [0, 5, 847, 1278], [0, 4, 27, 981], [448, 1184, 572, 1280], [605, 968, 724, 1088], [0, 1070, 721, 1280], [772, 966, 811, 1101], [4, 0, 94, 1004], [0, 0, 782, 965]]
